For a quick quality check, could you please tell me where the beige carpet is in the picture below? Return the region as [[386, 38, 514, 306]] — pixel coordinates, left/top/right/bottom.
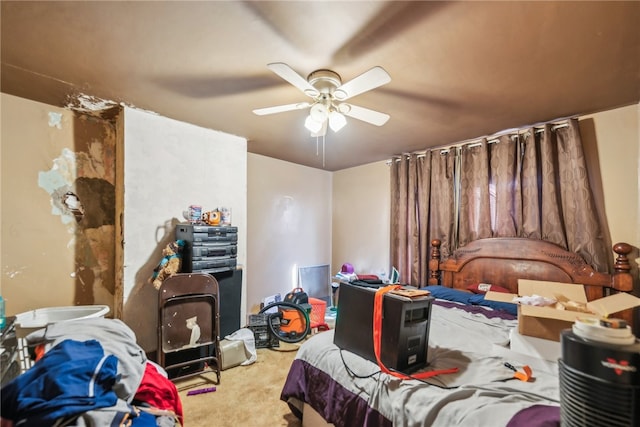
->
[[174, 342, 303, 427]]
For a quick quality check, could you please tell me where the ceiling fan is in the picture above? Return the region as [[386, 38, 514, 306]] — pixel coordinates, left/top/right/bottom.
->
[[253, 63, 391, 137]]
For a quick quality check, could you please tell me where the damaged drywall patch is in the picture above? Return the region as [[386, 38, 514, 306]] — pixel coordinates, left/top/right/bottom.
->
[[38, 143, 114, 226], [4, 265, 26, 279], [65, 91, 158, 118], [65, 93, 119, 113], [48, 112, 63, 129], [62, 191, 85, 222], [64, 92, 125, 121], [38, 135, 116, 307], [38, 148, 79, 225]]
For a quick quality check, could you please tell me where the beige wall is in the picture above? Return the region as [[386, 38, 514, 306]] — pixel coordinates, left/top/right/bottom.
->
[[246, 154, 332, 313], [581, 104, 639, 254], [121, 107, 247, 351], [0, 95, 248, 353], [331, 161, 391, 279], [1, 94, 118, 315], [582, 104, 640, 293]]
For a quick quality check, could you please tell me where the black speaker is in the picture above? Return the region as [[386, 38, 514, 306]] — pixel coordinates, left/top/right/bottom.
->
[[333, 282, 433, 373], [212, 269, 242, 338]]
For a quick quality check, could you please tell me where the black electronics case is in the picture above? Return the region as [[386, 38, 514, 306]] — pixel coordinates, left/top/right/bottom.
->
[[176, 224, 238, 243], [333, 282, 433, 373], [177, 224, 238, 274]]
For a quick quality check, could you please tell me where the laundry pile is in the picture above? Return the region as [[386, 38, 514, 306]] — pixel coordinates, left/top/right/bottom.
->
[[1, 318, 182, 426]]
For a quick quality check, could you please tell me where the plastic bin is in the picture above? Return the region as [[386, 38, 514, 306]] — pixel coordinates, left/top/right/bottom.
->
[[308, 298, 329, 330], [15, 305, 110, 337], [14, 305, 110, 372]]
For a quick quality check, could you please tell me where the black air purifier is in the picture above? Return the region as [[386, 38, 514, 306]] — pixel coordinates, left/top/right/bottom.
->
[[559, 330, 640, 427]]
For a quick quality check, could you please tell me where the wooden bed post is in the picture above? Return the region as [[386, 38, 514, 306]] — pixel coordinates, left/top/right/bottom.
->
[[611, 242, 633, 293], [428, 239, 441, 286]]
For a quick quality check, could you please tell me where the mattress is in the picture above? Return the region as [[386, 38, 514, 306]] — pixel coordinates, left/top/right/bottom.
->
[[281, 300, 561, 426]]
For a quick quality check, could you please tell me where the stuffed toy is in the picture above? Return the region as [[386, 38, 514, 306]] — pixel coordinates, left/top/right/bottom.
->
[[151, 240, 185, 289]]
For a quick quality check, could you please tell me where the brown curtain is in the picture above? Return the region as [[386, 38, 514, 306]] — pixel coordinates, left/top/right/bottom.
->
[[491, 134, 521, 237], [458, 141, 492, 246], [390, 118, 611, 286], [390, 157, 408, 281], [390, 153, 433, 286], [415, 153, 431, 286], [552, 120, 610, 270], [520, 130, 542, 238], [429, 150, 456, 259]]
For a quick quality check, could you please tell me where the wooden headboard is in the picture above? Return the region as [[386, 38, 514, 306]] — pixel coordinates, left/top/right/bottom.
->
[[428, 238, 633, 302]]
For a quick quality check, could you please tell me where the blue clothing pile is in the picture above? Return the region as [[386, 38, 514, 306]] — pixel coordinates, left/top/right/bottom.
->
[[1, 318, 167, 426]]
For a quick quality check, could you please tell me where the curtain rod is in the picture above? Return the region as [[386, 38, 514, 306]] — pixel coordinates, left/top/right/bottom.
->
[[434, 120, 572, 152], [388, 116, 576, 163]]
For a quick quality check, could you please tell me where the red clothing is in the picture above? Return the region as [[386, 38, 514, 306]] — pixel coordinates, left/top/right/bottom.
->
[[134, 362, 184, 425]]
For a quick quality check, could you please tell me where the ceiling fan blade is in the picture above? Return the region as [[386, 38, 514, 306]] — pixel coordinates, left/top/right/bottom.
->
[[340, 103, 390, 126], [253, 102, 311, 116], [333, 66, 391, 101], [267, 63, 319, 97]]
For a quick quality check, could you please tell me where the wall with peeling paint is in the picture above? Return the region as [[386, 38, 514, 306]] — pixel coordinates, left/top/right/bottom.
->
[[1, 93, 117, 315], [120, 106, 247, 352], [1, 95, 247, 353]]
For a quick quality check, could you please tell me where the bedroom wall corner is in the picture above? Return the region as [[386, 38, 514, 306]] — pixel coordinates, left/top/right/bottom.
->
[[581, 103, 640, 295], [331, 161, 390, 280], [246, 153, 332, 315], [121, 106, 247, 352]]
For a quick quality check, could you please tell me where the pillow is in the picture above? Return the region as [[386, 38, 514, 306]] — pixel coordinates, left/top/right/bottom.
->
[[420, 285, 518, 316], [469, 294, 518, 316], [467, 283, 511, 294], [420, 286, 473, 305]]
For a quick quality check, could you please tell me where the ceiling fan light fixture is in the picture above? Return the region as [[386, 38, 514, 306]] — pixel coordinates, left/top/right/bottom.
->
[[309, 103, 329, 122], [328, 111, 347, 132], [304, 115, 323, 133]]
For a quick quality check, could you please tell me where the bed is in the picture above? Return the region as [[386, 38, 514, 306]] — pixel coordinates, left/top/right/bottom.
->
[[280, 238, 635, 427]]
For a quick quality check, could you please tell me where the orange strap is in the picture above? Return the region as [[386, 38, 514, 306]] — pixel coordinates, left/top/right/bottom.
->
[[373, 285, 459, 380]]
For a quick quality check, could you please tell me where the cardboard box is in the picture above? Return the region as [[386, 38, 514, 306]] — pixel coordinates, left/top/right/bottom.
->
[[486, 279, 640, 342]]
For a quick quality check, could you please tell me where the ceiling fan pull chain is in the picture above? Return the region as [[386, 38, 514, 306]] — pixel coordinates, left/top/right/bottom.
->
[[323, 135, 326, 168]]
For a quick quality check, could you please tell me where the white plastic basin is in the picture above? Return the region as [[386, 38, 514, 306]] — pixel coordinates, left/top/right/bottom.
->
[[15, 305, 110, 338]]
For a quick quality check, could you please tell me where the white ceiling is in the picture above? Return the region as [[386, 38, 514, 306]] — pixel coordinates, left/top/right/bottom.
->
[[2, 1, 639, 171]]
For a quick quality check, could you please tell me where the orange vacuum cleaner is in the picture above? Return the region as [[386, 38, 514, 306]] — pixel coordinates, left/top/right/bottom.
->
[[279, 288, 312, 338], [258, 287, 312, 343]]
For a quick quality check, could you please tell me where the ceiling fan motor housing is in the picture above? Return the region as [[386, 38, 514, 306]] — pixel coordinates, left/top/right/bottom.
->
[[307, 69, 342, 93]]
